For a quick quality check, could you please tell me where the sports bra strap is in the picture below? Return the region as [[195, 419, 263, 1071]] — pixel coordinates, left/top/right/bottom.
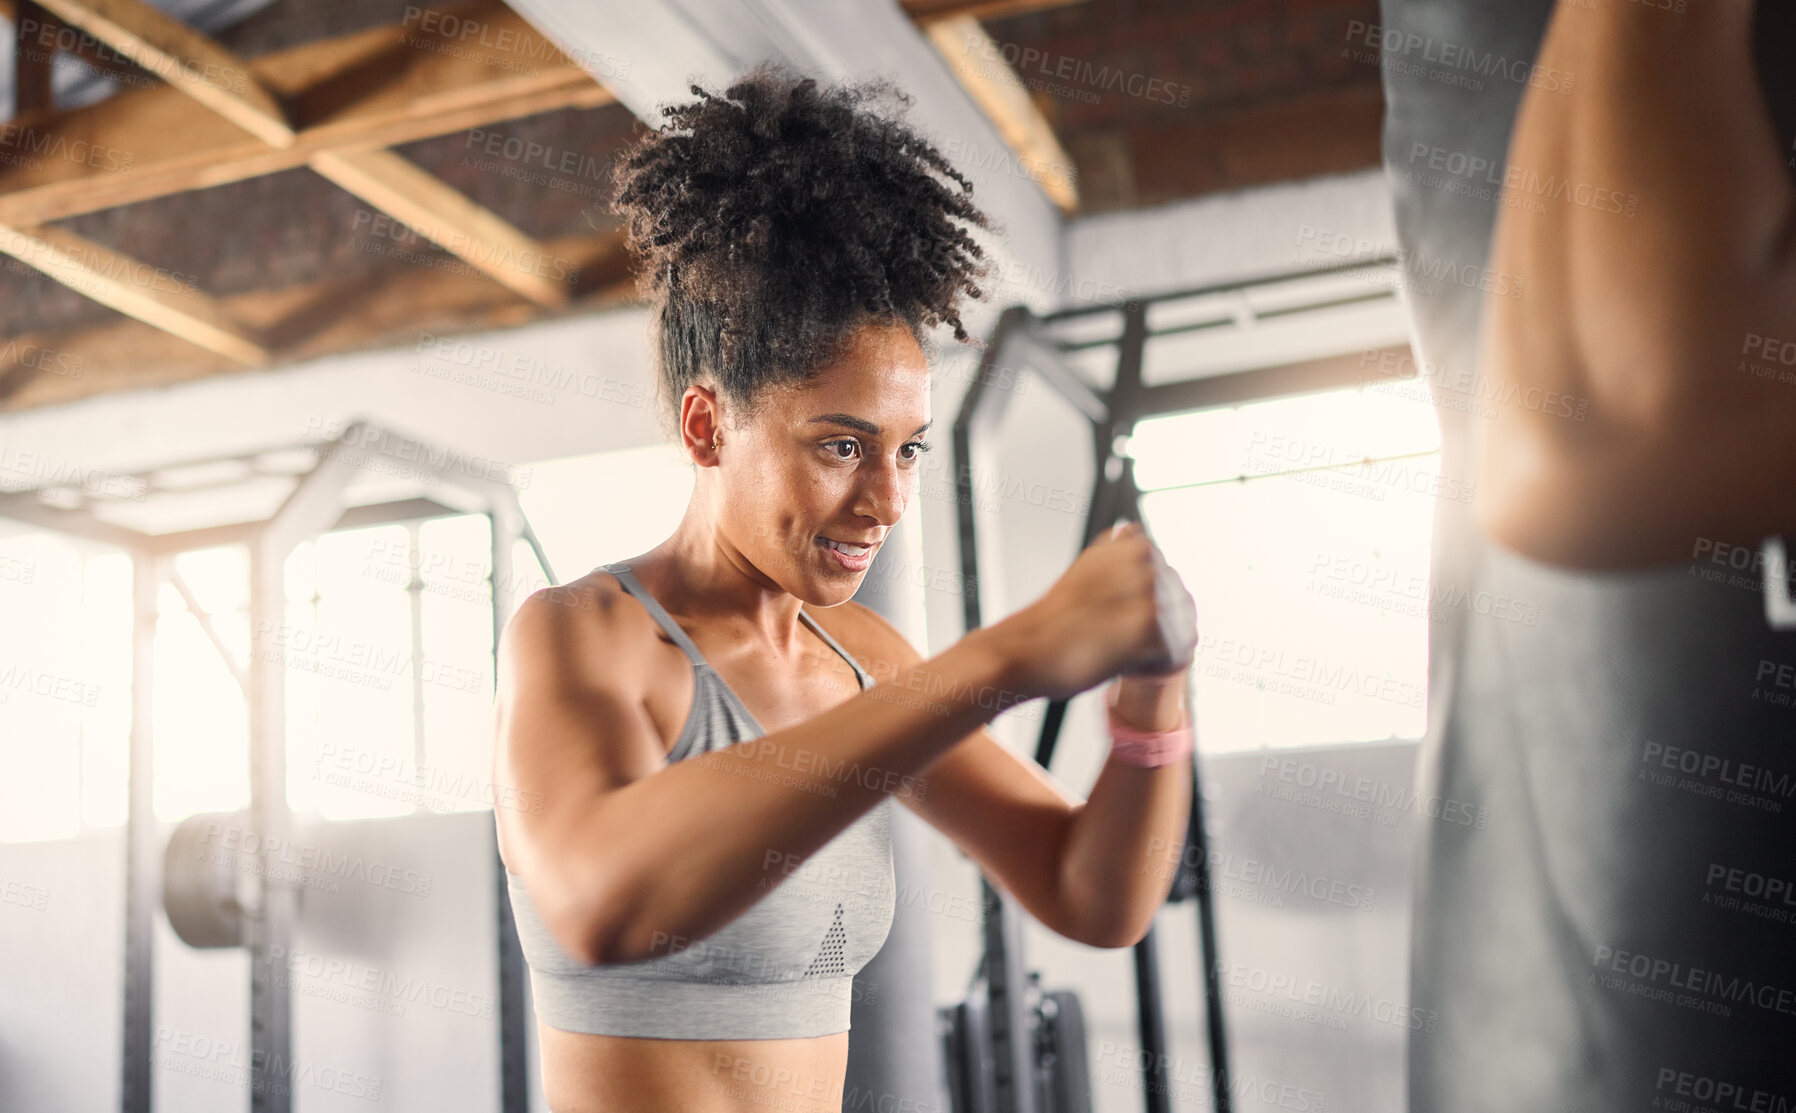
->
[[601, 563, 708, 667], [798, 610, 873, 691], [604, 562, 873, 689]]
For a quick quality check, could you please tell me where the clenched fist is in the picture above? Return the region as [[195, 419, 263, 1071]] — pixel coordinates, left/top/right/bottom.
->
[[998, 521, 1199, 702]]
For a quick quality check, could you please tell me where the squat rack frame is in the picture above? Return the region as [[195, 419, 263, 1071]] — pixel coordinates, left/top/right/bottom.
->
[[950, 257, 1407, 1113], [0, 419, 549, 1113]]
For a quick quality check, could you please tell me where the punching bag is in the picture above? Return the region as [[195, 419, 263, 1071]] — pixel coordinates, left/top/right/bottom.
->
[[1376, 2, 1796, 1110], [846, 514, 952, 1113]]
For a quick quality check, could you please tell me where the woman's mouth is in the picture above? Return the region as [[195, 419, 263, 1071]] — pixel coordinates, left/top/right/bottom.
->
[[817, 536, 875, 571]]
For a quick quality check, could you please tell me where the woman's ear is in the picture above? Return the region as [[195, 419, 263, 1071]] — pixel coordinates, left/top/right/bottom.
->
[[678, 384, 726, 464]]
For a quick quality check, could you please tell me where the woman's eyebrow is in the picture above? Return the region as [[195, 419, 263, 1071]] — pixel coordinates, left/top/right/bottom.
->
[[805, 414, 933, 437]]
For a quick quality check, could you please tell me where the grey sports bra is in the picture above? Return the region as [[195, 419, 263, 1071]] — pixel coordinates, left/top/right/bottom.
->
[[503, 562, 896, 1040]]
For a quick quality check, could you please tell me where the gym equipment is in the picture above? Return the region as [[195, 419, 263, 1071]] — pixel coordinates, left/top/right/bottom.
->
[[1376, 2, 1796, 1109], [940, 972, 1092, 1113], [846, 515, 958, 1113], [0, 419, 550, 1113], [940, 262, 1411, 1113], [163, 811, 249, 950]]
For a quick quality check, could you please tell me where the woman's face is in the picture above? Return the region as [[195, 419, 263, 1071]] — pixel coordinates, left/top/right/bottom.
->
[[708, 322, 932, 606]]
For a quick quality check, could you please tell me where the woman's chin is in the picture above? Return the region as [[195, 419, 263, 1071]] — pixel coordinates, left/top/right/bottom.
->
[[796, 565, 865, 606]]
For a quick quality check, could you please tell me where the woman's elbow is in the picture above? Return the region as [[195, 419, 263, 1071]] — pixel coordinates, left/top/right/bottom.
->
[[532, 860, 635, 967], [1054, 900, 1153, 950], [1085, 919, 1152, 950]]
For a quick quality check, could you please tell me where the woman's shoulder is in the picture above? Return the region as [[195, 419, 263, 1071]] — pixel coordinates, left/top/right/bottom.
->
[[500, 565, 672, 677], [496, 567, 696, 757]]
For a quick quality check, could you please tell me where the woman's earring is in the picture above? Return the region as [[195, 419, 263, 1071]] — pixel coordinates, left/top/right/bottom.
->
[[711, 434, 721, 450]]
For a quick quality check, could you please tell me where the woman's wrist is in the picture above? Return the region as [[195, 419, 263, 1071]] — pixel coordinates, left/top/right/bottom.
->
[[959, 619, 1036, 709], [1104, 678, 1193, 768], [979, 603, 1051, 700], [1106, 674, 1187, 733]]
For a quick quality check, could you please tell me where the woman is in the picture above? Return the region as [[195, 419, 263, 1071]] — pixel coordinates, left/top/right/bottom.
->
[[491, 64, 1198, 1113]]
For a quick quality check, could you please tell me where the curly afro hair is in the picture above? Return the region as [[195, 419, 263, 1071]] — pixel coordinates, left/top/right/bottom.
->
[[609, 61, 997, 442]]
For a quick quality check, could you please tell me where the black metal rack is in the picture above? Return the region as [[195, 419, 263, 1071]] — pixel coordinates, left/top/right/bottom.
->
[[948, 257, 1406, 1113]]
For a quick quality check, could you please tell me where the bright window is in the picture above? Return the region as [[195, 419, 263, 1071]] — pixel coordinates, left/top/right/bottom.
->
[[0, 533, 126, 843], [0, 444, 700, 842], [1132, 383, 1443, 752]]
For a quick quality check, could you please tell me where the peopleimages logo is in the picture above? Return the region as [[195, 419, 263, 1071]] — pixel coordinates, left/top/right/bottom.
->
[[1211, 959, 1440, 1032], [962, 35, 1192, 107], [1655, 1068, 1795, 1112], [1257, 755, 1489, 829], [0, 120, 136, 173], [1142, 837, 1378, 911], [1704, 862, 1796, 921], [1342, 20, 1575, 93], [1403, 142, 1639, 217], [1091, 1043, 1327, 1112], [1592, 944, 1796, 1018], [202, 823, 435, 897]]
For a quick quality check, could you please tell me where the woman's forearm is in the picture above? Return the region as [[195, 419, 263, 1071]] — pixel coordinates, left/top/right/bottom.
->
[[567, 622, 1026, 966], [1056, 674, 1192, 948]]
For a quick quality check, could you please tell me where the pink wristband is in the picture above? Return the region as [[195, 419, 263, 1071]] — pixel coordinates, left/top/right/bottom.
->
[[1104, 694, 1194, 768]]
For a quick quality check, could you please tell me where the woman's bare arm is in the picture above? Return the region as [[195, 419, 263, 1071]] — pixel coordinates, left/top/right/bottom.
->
[[492, 523, 1182, 967], [493, 526, 1183, 968], [1477, 0, 1796, 567], [852, 602, 1192, 950], [1061, 675, 1191, 946], [493, 583, 1024, 967]]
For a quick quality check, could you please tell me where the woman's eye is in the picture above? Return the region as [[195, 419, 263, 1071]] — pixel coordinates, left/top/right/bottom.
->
[[823, 439, 930, 461]]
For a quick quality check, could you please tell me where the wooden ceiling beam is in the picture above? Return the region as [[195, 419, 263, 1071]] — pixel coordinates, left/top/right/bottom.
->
[[900, 0, 1090, 27], [12, 2, 57, 115], [30, 0, 296, 146], [0, 0, 1086, 401], [0, 0, 162, 90], [0, 2, 613, 226], [0, 231, 635, 411], [310, 147, 570, 308], [924, 14, 1078, 212], [0, 221, 266, 364], [0, 0, 1093, 230], [0, 2, 609, 369]]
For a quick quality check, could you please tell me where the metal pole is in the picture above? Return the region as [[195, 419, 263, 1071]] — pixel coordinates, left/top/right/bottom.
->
[[490, 509, 530, 1113], [407, 520, 427, 796], [247, 539, 295, 1113], [1103, 305, 1180, 1113], [1117, 471, 1229, 1113], [121, 551, 159, 1113]]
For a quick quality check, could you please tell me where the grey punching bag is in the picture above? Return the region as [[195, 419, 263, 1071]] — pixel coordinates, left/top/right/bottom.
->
[[845, 514, 952, 1113], [1376, 2, 1796, 1110]]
